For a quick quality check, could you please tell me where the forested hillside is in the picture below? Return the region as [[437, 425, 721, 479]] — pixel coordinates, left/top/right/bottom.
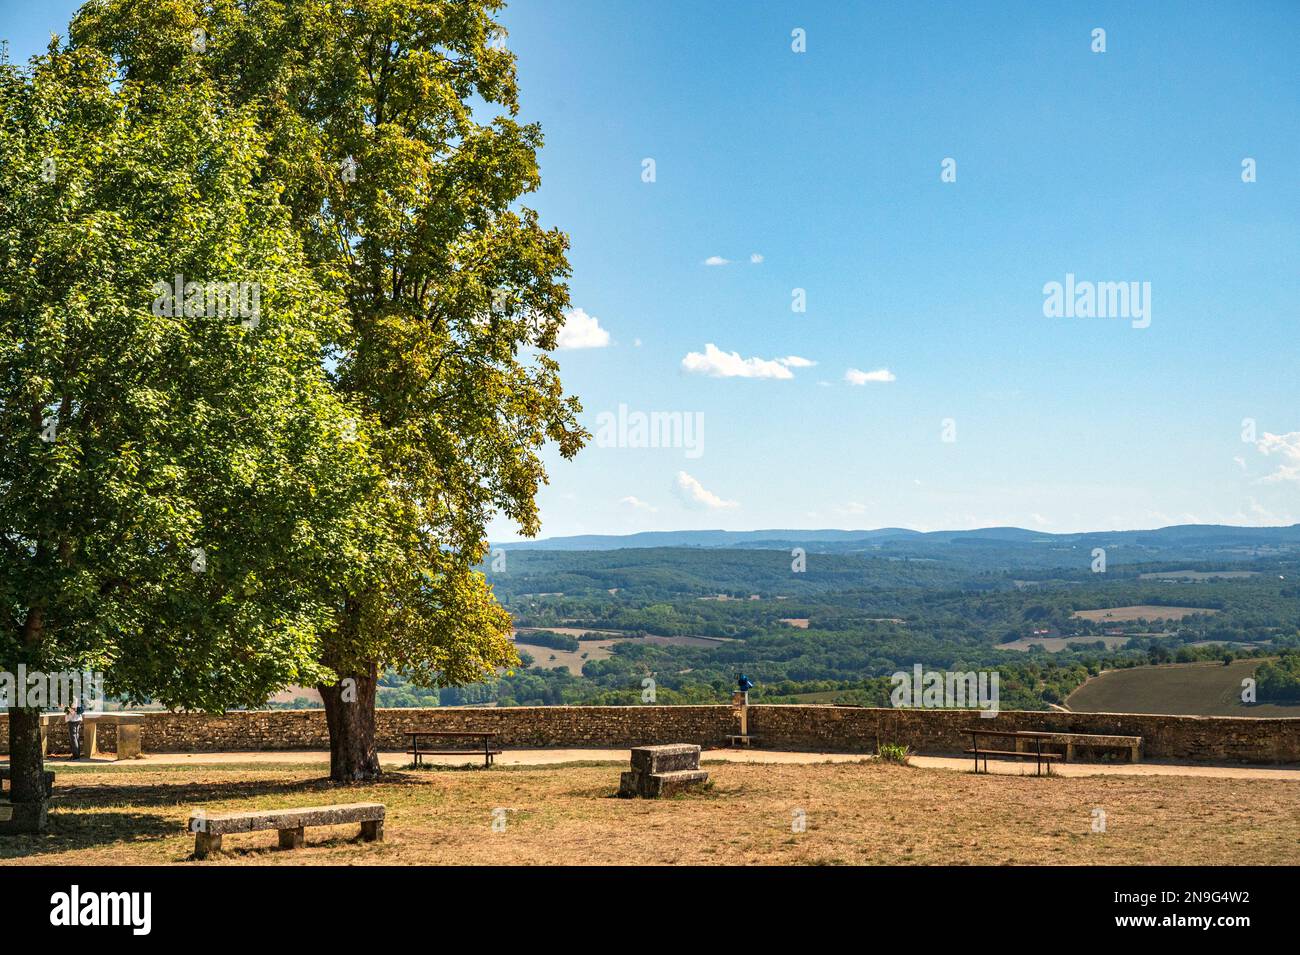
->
[[368, 528, 1300, 711]]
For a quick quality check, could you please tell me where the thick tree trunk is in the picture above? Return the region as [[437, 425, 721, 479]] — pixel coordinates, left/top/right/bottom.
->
[[4, 706, 48, 832], [319, 661, 381, 782]]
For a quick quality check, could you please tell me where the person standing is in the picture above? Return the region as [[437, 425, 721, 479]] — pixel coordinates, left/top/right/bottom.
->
[[65, 701, 84, 760]]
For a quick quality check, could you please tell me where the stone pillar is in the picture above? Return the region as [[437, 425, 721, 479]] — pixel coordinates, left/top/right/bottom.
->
[[116, 722, 143, 759], [79, 718, 98, 759], [732, 692, 748, 735]]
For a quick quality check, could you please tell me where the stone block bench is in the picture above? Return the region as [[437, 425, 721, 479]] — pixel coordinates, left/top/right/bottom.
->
[[188, 802, 385, 858], [618, 744, 708, 798], [1013, 731, 1143, 763], [0, 767, 55, 797]]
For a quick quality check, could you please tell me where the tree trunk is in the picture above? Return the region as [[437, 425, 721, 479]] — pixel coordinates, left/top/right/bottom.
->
[[4, 706, 49, 832], [319, 661, 381, 782]]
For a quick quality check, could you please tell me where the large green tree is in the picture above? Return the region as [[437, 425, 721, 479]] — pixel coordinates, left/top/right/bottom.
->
[[0, 41, 373, 826], [73, 0, 588, 780]]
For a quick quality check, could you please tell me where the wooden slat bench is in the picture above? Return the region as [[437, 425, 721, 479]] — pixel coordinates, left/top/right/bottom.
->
[[405, 730, 501, 767], [965, 729, 1063, 776], [187, 802, 384, 858]]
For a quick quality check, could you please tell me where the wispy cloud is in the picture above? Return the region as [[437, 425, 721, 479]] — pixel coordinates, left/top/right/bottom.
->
[[845, 367, 896, 385], [674, 470, 738, 509], [1255, 431, 1300, 483], [556, 307, 610, 349], [703, 255, 730, 266], [682, 343, 814, 379], [749, 253, 764, 264], [619, 495, 657, 513]]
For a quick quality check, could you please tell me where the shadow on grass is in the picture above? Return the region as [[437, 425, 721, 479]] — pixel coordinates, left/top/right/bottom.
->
[[0, 771, 426, 861]]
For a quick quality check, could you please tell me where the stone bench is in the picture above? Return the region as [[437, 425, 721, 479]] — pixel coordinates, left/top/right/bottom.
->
[[0, 767, 55, 797], [1014, 732, 1142, 763], [618, 744, 709, 798], [188, 802, 385, 858], [38, 712, 145, 760]]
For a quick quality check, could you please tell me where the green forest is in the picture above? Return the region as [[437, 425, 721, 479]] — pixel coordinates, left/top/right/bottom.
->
[[355, 537, 1300, 711]]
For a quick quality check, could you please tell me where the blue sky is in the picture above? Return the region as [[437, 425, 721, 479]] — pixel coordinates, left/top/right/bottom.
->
[[5, 1, 1298, 539]]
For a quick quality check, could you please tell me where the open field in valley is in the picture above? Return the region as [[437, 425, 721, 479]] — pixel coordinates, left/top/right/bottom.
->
[[511, 630, 731, 675], [1066, 659, 1300, 716], [1000, 635, 1133, 652], [1137, 571, 1260, 580], [1071, 605, 1219, 623], [3, 759, 1296, 866]]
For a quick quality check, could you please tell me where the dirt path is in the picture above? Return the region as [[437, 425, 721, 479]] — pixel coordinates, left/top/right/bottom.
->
[[911, 755, 1300, 780], [37, 748, 1300, 781]]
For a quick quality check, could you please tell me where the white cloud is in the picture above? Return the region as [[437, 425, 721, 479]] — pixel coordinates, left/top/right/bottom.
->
[[673, 470, 738, 510], [703, 255, 730, 267], [556, 308, 610, 349], [1255, 431, 1300, 483], [750, 253, 764, 264], [619, 496, 657, 513], [844, 367, 896, 385], [681, 343, 814, 379]]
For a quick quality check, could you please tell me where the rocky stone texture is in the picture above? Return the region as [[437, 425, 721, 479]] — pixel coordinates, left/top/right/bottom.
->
[[746, 707, 1300, 764], [625, 769, 710, 798], [2, 706, 1295, 764], [189, 802, 385, 858], [115, 722, 143, 759], [619, 744, 708, 797], [0, 767, 54, 796], [0, 798, 46, 834], [630, 743, 702, 774]]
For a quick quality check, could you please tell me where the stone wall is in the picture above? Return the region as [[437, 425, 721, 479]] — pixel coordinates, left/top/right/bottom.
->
[[4, 705, 1297, 764], [747, 706, 1300, 764]]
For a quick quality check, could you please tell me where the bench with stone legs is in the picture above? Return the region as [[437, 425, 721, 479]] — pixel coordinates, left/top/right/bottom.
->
[[0, 767, 55, 797], [188, 802, 385, 859], [1016, 731, 1143, 763], [618, 744, 709, 798]]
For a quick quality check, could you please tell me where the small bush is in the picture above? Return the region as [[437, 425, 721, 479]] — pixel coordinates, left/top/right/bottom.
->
[[877, 743, 912, 765]]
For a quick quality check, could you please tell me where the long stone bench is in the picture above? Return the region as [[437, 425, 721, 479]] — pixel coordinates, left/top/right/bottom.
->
[[1014, 732, 1142, 762], [618, 744, 709, 798], [188, 802, 385, 858]]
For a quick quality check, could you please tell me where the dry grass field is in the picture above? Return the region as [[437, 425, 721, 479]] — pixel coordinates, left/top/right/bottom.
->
[[511, 630, 731, 674], [1066, 659, 1299, 717], [3, 759, 1296, 866], [1071, 605, 1218, 623], [1000, 635, 1133, 652]]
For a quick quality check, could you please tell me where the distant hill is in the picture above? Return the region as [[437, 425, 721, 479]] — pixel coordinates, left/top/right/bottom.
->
[[499, 524, 1300, 559], [497, 528, 923, 550]]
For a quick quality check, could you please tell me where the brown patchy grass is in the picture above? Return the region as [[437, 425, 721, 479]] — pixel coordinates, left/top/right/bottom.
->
[[1072, 605, 1219, 623], [2, 760, 1296, 866]]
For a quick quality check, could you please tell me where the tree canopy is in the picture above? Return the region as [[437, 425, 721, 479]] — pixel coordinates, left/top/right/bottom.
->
[[0, 41, 374, 710]]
